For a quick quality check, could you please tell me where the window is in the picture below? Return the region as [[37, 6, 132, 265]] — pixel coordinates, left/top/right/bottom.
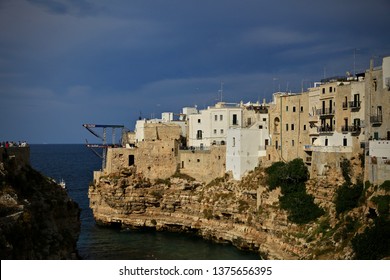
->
[[286, 124, 289, 131], [232, 137, 236, 147], [128, 155, 135, 166], [265, 139, 269, 147], [274, 117, 280, 132], [214, 115, 218, 121], [293, 106, 296, 112], [300, 106, 303, 112], [232, 114, 238, 125], [181, 161, 184, 168], [329, 87, 333, 93], [259, 125, 263, 129], [213, 129, 217, 134], [197, 119, 201, 123], [322, 88, 325, 94], [196, 130, 202, 139], [325, 139, 328, 146], [247, 118, 252, 126], [292, 140, 295, 146], [343, 138, 347, 147], [377, 106, 382, 116], [275, 140, 278, 149], [220, 115, 223, 121], [263, 118, 267, 121], [303, 125, 306, 130], [291, 124, 295, 130], [220, 129, 224, 134], [197, 159, 200, 163], [286, 106, 288, 112]]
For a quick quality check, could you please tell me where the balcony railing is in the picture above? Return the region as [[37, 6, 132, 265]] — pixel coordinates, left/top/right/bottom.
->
[[318, 126, 334, 134], [341, 125, 361, 134], [316, 108, 335, 116], [348, 101, 361, 110], [370, 115, 383, 125]]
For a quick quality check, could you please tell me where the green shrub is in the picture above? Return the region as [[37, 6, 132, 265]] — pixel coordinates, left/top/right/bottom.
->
[[352, 217, 390, 259], [265, 159, 323, 224], [279, 192, 324, 224], [371, 195, 390, 216], [379, 180, 390, 192], [340, 158, 352, 184], [265, 161, 286, 190], [335, 182, 363, 215]]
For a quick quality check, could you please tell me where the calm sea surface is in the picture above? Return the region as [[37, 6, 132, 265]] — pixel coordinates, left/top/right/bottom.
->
[[30, 144, 259, 260]]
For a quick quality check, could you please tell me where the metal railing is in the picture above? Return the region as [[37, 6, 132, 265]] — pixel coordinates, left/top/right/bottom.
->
[[316, 108, 335, 116], [341, 125, 361, 133], [318, 126, 334, 133], [348, 100, 361, 109], [370, 115, 383, 124]]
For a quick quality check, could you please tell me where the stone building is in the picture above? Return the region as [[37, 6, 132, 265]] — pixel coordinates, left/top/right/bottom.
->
[[364, 56, 390, 184], [96, 56, 390, 184], [265, 92, 310, 163]]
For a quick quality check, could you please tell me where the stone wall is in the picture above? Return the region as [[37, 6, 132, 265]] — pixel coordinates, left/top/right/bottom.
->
[[136, 140, 179, 179], [310, 148, 353, 177], [103, 140, 179, 181], [143, 123, 182, 141], [366, 157, 390, 185], [179, 146, 226, 183]]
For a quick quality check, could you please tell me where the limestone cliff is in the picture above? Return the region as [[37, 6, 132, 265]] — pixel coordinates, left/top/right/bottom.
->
[[89, 161, 389, 260], [0, 157, 80, 259]]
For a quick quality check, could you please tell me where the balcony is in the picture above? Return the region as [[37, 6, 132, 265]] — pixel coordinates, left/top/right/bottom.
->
[[348, 100, 361, 111], [342, 101, 348, 109], [316, 108, 335, 117], [304, 145, 313, 151], [318, 126, 334, 134], [341, 125, 361, 134], [370, 115, 383, 126]]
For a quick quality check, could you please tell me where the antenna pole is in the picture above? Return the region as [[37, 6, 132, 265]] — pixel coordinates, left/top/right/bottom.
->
[[219, 81, 224, 102]]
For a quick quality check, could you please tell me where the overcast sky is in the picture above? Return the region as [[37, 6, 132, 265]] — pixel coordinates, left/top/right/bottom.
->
[[1, 0, 389, 144]]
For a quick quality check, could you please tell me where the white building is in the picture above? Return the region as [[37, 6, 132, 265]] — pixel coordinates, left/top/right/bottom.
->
[[226, 116, 270, 180], [367, 140, 390, 185], [188, 102, 243, 148]]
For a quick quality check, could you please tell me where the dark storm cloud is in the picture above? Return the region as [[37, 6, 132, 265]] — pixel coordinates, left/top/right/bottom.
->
[[26, 0, 100, 16], [1, 0, 390, 143]]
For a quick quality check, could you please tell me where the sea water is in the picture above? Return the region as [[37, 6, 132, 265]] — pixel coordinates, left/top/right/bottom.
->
[[30, 144, 259, 260]]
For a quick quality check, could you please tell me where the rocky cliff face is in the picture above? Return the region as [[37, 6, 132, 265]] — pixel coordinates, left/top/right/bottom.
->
[[0, 158, 80, 259], [89, 162, 389, 260]]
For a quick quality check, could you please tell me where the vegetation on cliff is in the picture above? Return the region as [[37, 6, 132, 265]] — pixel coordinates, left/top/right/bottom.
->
[[265, 158, 324, 224], [0, 156, 80, 259], [349, 179, 390, 260]]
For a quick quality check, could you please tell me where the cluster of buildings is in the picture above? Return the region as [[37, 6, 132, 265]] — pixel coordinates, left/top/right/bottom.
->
[[96, 56, 390, 186]]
